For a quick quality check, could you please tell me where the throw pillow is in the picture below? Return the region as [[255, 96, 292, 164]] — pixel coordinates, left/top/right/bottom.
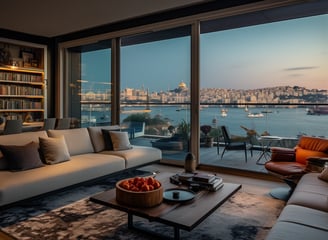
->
[[101, 129, 120, 150], [318, 167, 328, 182], [0, 142, 44, 171], [109, 131, 133, 151], [39, 136, 71, 164]]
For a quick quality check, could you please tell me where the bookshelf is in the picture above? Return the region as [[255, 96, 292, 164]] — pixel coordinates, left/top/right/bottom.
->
[[0, 39, 47, 122]]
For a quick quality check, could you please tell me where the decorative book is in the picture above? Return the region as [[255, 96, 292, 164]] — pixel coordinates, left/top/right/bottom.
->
[[192, 173, 216, 183]]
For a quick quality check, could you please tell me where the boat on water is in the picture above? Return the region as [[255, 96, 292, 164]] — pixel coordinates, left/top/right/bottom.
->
[[247, 112, 264, 118], [120, 108, 151, 114], [261, 110, 273, 113], [307, 106, 328, 115], [221, 109, 228, 117], [176, 107, 189, 111]]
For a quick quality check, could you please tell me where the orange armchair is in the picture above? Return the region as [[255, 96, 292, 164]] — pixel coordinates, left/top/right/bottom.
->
[[265, 136, 328, 200]]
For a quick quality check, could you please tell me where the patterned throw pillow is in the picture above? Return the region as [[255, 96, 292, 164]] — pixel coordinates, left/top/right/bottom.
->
[[0, 142, 44, 171]]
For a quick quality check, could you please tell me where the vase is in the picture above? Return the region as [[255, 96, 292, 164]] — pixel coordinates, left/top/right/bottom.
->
[[184, 152, 196, 173]]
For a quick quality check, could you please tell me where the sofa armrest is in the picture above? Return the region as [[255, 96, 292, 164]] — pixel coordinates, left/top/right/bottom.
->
[[270, 147, 296, 162]]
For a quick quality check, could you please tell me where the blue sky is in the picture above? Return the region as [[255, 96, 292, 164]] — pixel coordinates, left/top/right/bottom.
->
[[82, 13, 327, 92]]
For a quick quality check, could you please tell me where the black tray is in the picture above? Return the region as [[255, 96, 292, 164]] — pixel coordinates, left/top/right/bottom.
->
[[163, 188, 195, 202]]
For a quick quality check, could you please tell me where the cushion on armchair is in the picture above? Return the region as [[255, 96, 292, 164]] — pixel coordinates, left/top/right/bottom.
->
[[270, 147, 296, 162], [297, 136, 328, 152], [295, 148, 328, 165]]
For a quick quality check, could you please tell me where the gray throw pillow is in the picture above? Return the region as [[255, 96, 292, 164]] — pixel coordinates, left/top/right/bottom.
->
[[101, 129, 120, 150], [39, 136, 71, 164], [0, 142, 44, 171], [109, 131, 133, 151]]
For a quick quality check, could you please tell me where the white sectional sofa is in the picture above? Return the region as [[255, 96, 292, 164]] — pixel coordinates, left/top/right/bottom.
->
[[265, 172, 328, 240], [0, 126, 161, 207]]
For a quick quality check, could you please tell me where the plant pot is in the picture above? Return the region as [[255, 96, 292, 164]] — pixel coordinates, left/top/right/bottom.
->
[[204, 137, 214, 147]]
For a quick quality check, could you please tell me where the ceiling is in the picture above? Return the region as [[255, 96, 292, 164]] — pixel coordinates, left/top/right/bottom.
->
[[0, 0, 209, 38]]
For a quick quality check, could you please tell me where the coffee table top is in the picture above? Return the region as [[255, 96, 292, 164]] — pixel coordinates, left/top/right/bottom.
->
[[90, 172, 241, 231]]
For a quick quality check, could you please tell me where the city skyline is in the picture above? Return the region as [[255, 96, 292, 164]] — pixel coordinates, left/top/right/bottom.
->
[[81, 13, 327, 92]]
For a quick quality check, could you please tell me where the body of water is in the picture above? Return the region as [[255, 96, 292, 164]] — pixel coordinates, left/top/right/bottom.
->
[[83, 106, 328, 138]]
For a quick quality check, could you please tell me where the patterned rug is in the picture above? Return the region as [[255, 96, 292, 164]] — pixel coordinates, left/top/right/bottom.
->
[[0, 170, 285, 240]]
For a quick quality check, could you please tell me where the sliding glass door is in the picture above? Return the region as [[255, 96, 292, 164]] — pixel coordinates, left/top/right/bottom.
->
[[120, 26, 192, 162], [199, 13, 328, 171], [67, 41, 111, 127]]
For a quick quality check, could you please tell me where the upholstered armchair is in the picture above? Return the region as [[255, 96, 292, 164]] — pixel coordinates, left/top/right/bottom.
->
[[265, 136, 328, 200]]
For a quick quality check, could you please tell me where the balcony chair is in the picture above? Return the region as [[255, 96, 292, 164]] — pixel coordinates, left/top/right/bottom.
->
[[55, 118, 71, 130], [42, 118, 56, 130], [3, 119, 23, 135], [121, 121, 145, 139], [220, 125, 251, 162], [265, 135, 328, 200]]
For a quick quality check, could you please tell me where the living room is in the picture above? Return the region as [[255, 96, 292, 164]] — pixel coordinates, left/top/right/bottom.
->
[[0, 0, 328, 239]]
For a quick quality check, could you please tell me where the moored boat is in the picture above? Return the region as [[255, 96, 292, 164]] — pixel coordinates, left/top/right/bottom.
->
[[307, 106, 328, 115], [247, 112, 264, 118]]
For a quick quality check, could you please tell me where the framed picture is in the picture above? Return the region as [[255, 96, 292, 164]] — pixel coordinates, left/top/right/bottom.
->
[[22, 52, 33, 67]]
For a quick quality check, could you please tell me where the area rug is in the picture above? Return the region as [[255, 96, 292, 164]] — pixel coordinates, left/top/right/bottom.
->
[[1, 189, 284, 240]]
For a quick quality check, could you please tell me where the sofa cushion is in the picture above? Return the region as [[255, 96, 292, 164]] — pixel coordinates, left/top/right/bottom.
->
[[109, 131, 132, 151], [87, 125, 121, 152], [278, 205, 328, 231], [318, 167, 328, 182], [264, 161, 305, 176], [266, 221, 328, 240], [39, 136, 71, 164], [47, 128, 94, 156], [287, 173, 328, 212], [0, 153, 125, 207], [100, 145, 161, 168], [0, 142, 44, 171]]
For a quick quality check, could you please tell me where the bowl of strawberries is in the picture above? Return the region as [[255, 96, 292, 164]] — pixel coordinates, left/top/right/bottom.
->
[[116, 176, 163, 207]]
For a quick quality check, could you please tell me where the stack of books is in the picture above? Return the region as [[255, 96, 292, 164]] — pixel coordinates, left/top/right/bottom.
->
[[171, 172, 224, 191], [191, 173, 223, 191]]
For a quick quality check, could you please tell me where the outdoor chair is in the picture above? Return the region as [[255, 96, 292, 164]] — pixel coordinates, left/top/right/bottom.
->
[[220, 125, 251, 162], [121, 121, 145, 139], [55, 118, 71, 130], [248, 135, 271, 165], [3, 119, 23, 135], [265, 136, 328, 200], [42, 118, 56, 130]]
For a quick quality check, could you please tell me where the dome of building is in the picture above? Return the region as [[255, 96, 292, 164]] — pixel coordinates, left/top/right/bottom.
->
[[178, 81, 187, 89]]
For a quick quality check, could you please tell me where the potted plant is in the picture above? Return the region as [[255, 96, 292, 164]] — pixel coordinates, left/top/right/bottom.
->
[[200, 125, 213, 147], [177, 119, 190, 150]]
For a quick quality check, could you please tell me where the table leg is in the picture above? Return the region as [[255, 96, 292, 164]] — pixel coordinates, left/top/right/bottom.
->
[[174, 226, 180, 240], [127, 213, 181, 240], [128, 213, 133, 228]]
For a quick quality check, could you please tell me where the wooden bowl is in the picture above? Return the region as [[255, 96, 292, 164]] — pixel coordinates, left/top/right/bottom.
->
[[116, 178, 163, 208]]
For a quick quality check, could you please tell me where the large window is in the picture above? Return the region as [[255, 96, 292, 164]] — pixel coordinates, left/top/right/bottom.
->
[[61, 1, 327, 172], [120, 26, 191, 161], [67, 41, 111, 127], [199, 13, 328, 168]]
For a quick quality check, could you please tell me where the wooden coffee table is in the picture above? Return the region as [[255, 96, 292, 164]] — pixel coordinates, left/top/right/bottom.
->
[[90, 172, 241, 240]]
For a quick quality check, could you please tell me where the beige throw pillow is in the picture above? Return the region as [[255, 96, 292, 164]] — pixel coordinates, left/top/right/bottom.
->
[[109, 131, 132, 151], [318, 167, 328, 182], [39, 136, 70, 164]]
